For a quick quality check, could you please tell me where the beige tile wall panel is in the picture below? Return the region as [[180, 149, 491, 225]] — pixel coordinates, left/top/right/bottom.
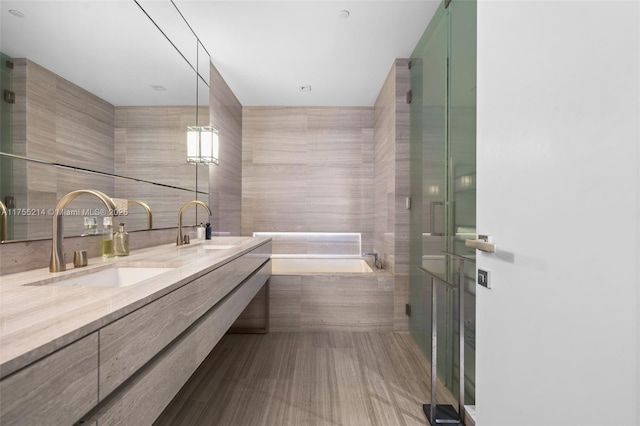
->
[[308, 106, 374, 129], [25, 187, 56, 240], [20, 59, 115, 173], [13, 59, 116, 240], [55, 80, 114, 173], [242, 106, 374, 249], [394, 59, 411, 276], [268, 275, 302, 330], [359, 128, 375, 253], [309, 128, 364, 165], [114, 178, 193, 230], [267, 273, 393, 332], [299, 275, 393, 331], [243, 163, 309, 232], [374, 60, 398, 272], [209, 62, 243, 236], [114, 106, 195, 191], [23, 60, 56, 162], [0, 332, 98, 425], [10, 61, 28, 237], [99, 251, 270, 398], [374, 59, 411, 331], [113, 104, 209, 231], [11, 59, 27, 156], [10, 161, 28, 238], [86, 263, 270, 426]]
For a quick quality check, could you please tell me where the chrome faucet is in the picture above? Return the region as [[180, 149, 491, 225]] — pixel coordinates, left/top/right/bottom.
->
[[0, 200, 7, 242], [177, 200, 212, 245], [128, 200, 153, 230], [362, 252, 381, 269], [50, 189, 118, 272]]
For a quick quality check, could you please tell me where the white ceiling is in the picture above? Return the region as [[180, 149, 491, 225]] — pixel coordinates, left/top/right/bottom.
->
[[1, 1, 438, 108], [174, 1, 439, 106]]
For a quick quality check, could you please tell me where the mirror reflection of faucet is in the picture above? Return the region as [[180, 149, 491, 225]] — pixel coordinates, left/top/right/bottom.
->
[[128, 200, 153, 230], [177, 201, 212, 246]]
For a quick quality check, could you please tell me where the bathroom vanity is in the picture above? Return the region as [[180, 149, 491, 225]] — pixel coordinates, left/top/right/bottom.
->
[[0, 237, 271, 425]]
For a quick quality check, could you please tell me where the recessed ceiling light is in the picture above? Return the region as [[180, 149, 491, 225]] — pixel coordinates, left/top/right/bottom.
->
[[299, 86, 312, 92], [338, 10, 350, 19], [8, 9, 25, 18], [150, 85, 166, 91]]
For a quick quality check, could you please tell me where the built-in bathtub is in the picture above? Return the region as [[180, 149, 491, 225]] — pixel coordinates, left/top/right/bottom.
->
[[271, 255, 373, 275], [233, 232, 394, 332]]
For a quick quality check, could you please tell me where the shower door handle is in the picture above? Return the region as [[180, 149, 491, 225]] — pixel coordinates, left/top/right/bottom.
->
[[465, 235, 497, 253], [429, 201, 445, 236]]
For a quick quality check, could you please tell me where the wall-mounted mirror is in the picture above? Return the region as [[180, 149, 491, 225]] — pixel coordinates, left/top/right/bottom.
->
[[0, 0, 211, 242]]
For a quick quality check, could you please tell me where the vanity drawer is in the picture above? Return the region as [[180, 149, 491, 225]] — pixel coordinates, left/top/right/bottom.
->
[[0, 332, 98, 425], [87, 261, 270, 425], [99, 245, 270, 398]]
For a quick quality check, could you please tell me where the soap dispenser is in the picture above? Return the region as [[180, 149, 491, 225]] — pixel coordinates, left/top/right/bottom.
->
[[102, 217, 114, 258], [197, 223, 206, 240], [114, 223, 130, 256]]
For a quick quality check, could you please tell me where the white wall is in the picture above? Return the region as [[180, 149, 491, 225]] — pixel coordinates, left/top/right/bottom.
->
[[476, 1, 639, 425]]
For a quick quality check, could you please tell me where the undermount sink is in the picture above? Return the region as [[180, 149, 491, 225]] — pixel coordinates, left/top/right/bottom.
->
[[29, 266, 176, 288]]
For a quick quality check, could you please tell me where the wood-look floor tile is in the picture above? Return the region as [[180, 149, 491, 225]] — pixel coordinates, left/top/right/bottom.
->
[[155, 332, 458, 426], [152, 397, 207, 426], [245, 334, 298, 380], [366, 379, 401, 426]]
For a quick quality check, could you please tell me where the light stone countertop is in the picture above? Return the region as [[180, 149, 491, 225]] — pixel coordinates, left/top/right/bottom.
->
[[0, 236, 271, 378]]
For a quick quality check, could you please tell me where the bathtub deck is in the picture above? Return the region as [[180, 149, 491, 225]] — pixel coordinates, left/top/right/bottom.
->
[[155, 331, 458, 426], [271, 257, 374, 274]]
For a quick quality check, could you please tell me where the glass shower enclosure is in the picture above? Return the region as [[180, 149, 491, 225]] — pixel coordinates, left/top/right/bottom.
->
[[408, 0, 476, 421]]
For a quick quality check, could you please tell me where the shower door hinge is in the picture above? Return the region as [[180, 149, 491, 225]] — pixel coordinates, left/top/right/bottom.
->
[[408, 60, 412, 70], [406, 197, 411, 210], [3, 90, 15, 104], [406, 90, 412, 104], [405, 303, 412, 317]]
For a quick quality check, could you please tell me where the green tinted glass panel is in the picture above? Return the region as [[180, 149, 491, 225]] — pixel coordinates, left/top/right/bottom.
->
[[448, 0, 476, 404], [409, 0, 476, 409], [409, 2, 448, 366]]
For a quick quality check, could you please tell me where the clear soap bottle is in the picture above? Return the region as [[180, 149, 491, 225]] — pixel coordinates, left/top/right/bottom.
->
[[114, 223, 130, 256], [197, 223, 205, 240], [102, 217, 114, 258]]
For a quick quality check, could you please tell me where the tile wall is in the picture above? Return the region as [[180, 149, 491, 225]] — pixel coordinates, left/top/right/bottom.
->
[[241, 106, 375, 252], [373, 59, 411, 331], [12, 59, 115, 239], [209, 63, 243, 236], [1, 61, 240, 274]]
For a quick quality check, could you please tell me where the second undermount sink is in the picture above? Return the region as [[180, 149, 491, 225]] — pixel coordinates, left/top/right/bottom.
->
[[201, 245, 235, 250], [42, 266, 176, 288]]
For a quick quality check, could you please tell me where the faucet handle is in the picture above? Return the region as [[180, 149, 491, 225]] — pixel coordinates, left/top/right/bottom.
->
[[73, 250, 88, 268]]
